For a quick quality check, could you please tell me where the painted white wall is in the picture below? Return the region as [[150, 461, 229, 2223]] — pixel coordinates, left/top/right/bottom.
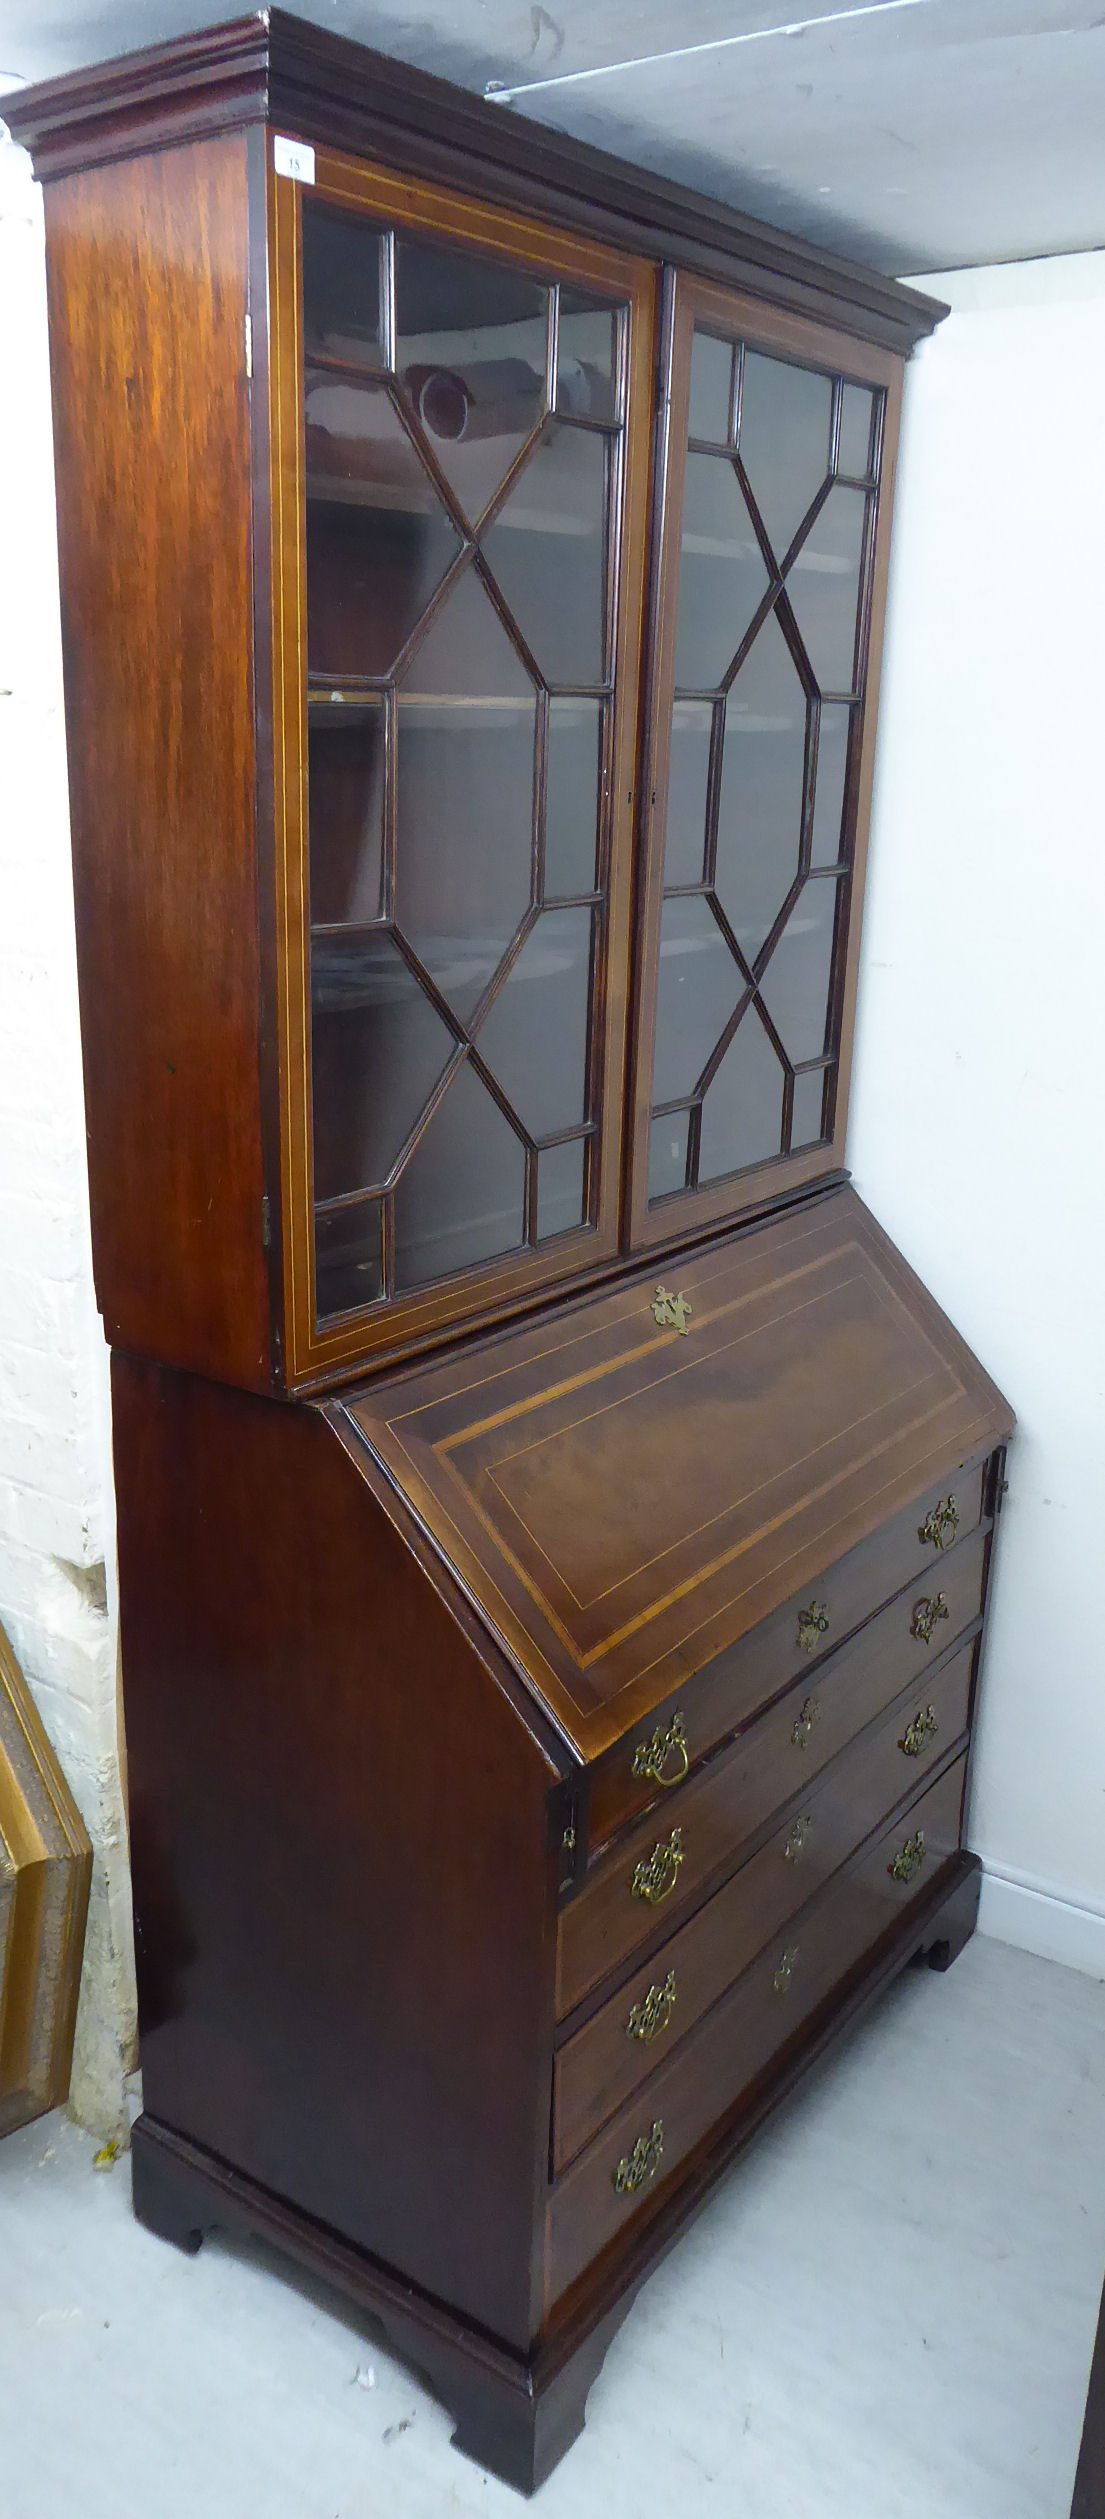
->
[[850, 248, 1105, 1972], [0, 121, 136, 2136]]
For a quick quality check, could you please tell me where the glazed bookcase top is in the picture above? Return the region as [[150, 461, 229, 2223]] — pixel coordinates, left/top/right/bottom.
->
[[12, 12, 946, 1397], [5, 11, 946, 352]]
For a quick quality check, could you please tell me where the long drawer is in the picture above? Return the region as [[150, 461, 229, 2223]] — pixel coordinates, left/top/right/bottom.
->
[[556, 1524, 987, 2015], [545, 1755, 967, 2311], [552, 1632, 976, 2170], [587, 1460, 987, 1849]]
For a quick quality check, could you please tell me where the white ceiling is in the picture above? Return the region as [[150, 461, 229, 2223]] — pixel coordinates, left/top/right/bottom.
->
[[2, 0, 1104, 275]]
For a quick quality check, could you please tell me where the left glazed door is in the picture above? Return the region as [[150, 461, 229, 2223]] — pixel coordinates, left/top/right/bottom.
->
[[267, 147, 656, 1386]]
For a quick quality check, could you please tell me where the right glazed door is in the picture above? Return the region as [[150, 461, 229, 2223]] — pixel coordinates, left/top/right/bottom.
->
[[627, 276, 903, 1247]]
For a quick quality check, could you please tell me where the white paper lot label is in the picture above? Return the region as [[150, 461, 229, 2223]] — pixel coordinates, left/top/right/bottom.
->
[[273, 136, 316, 184]]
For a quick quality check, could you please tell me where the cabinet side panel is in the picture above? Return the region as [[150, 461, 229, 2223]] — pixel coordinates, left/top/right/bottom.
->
[[42, 138, 272, 1389], [112, 1357, 556, 2349]]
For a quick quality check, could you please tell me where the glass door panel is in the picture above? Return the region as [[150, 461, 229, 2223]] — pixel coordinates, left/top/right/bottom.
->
[[634, 282, 890, 1234], [308, 706, 385, 923], [393, 235, 548, 526], [299, 189, 635, 1329]]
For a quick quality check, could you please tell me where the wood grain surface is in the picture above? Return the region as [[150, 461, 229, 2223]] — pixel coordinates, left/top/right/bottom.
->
[[345, 1187, 1012, 1759], [43, 137, 273, 1390]]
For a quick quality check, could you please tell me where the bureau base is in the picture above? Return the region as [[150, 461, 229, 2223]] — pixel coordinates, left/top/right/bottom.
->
[[131, 1852, 980, 2494]]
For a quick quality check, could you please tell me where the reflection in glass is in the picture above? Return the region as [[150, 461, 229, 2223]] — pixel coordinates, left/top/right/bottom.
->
[[315, 1198, 384, 1319], [537, 1137, 586, 1238], [476, 908, 592, 1139], [402, 557, 535, 701], [395, 235, 547, 524], [482, 421, 608, 688], [394, 1056, 526, 1287], [785, 485, 867, 693], [810, 702, 852, 865], [698, 1006, 785, 1181], [302, 203, 384, 372], [674, 454, 770, 693], [688, 329, 733, 445], [664, 702, 713, 888], [304, 369, 435, 498], [837, 381, 875, 478], [395, 701, 534, 1019], [791, 1067, 828, 1149], [648, 1111, 690, 1202], [545, 700, 602, 898], [557, 289, 620, 424], [396, 566, 536, 1020], [311, 931, 455, 1200], [715, 612, 806, 960], [758, 878, 840, 1063], [309, 707, 386, 925], [651, 894, 743, 1105], [305, 384, 462, 678], [739, 350, 833, 562]]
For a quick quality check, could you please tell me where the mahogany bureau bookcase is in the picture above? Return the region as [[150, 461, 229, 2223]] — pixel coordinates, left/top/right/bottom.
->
[[8, 15, 1013, 2491]]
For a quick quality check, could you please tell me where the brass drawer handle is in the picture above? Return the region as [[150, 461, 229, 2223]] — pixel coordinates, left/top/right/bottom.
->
[[918, 1494, 959, 1552], [773, 1947, 798, 1994], [797, 1599, 830, 1654], [632, 1710, 689, 1789], [614, 2119, 664, 2194], [791, 1696, 820, 1750], [626, 1969, 677, 2045], [651, 1285, 691, 1335], [889, 1828, 927, 1884], [900, 1704, 939, 1758], [631, 1828, 684, 1905], [910, 1592, 950, 1646], [784, 1815, 812, 1862]]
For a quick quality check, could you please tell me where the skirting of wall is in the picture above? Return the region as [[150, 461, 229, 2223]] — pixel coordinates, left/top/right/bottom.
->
[[978, 1867, 1105, 1983]]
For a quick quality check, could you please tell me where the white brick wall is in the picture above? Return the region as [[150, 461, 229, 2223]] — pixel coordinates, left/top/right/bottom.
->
[[0, 119, 136, 2140]]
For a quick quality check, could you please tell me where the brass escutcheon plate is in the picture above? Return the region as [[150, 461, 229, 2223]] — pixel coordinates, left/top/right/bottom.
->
[[888, 1828, 927, 1884], [910, 1592, 950, 1646], [651, 1285, 691, 1335], [918, 1495, 959, 1551], [626, 1970, 677, 2045], [631, 1709, 689, 1788], [791, 1696, 820, 1749], [614, 2119, 664, 2194], [797, 1599, 830, 1655], [899, 1704, 939, 1758], [631, 1828, 685, 1905]]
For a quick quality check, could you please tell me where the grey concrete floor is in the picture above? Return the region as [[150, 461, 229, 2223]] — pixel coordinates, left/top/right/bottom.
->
[[3, 1934, 1103, 2519]]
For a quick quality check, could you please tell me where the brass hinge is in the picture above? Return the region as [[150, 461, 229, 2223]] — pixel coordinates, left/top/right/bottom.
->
[[260, 1192, 271, 1250]]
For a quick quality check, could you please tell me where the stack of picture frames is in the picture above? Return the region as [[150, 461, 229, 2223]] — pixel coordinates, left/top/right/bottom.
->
[[0, 1616, 91, 2136]]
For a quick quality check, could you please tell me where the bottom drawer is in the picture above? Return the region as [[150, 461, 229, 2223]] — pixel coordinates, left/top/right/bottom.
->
[[544, 1753, 967, 2313]]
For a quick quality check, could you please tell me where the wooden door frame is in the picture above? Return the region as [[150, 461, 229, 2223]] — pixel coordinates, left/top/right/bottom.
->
[[624, 271, 904, 1254], [265, 140, 658, 1389]]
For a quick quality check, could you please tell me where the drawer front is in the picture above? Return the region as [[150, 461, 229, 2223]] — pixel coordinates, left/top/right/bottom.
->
[[546, 1755, 967, 2309], [557, 1523, 987, 2015], [553, 1634, 976, 2168], [588, 1460, 987, 1848]]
